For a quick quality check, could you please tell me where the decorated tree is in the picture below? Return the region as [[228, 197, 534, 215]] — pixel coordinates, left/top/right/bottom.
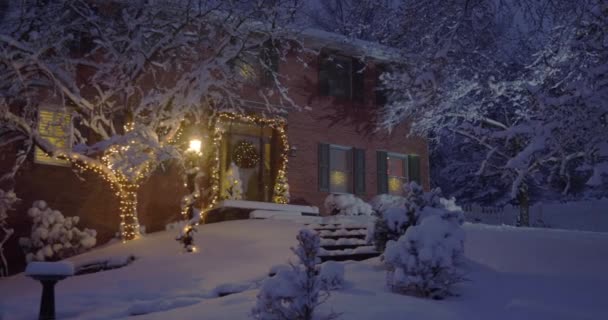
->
[[272, 169, 290, 204], [0, 0, 305, 240], [222, 162, 243, 200]]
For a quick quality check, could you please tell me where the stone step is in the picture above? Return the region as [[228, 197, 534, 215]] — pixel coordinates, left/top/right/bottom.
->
[[318, 252, 380, 263], [319, 234, 366, 240]]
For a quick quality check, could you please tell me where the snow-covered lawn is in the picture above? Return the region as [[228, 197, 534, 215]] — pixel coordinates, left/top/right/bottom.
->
[[1, 219, 607, 320]]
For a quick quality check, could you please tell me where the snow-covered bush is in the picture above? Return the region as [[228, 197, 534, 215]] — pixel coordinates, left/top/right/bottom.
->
[[369, 194, 406, 216], [384, 206, 465, 299], [1, 189, 18, 277], [252, 229, 339, 320], [319, 261, 345, 290], [371, 182, 459, 251], [19, 201, 97, 262], [324, 194, 372, 216]]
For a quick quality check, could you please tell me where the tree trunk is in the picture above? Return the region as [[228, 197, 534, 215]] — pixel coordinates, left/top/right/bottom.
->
[[517, 186, 530, 227], [119, 183, 141, 241]]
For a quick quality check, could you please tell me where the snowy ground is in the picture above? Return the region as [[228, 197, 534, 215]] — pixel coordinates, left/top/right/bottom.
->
[[1, 218, 607, 320]]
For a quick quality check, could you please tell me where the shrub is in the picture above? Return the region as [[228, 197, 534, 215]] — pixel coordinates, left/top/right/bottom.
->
[[384, 207, 465, 299], [324, 194, 372, 216], [371, 182, 445, 251], [19, 201, 97, 262], [252, 229, 339, 320], [369, 194, 406, 216]]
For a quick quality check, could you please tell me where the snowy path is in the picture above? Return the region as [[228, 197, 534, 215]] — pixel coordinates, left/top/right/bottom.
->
[[1, 220, 607, 319]]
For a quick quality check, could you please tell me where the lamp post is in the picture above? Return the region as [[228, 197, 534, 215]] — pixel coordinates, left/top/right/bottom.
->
[[177, 134, 204, 252], [183, 136, 203, 220]]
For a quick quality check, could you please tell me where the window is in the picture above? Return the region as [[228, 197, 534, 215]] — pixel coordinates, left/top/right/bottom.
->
[[377, 151, 421, 194], [387, 153, 408, 195], [319, 53, 365, 101], [318, 144, 365, 194], [260, 41, 280, 86], [34, 109, 72, 166], [329, 146, 352, 193]]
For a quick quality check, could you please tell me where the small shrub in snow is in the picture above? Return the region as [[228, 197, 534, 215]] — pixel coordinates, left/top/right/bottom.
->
[[19, 201, 97, 262], [324, 194, 372, 216], [318, 261, 345, 290], [384, 207, 465, 299], [252, 229, 339, 320], [369, 194, 406, 216]]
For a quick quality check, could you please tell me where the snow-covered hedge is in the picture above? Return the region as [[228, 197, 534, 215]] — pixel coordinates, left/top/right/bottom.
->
[[369, 194, 406, 215], [371, 182, 448, 251], [19, 201, 97, 262], [252, 229, 339, 320], [324, 194, 372, 216], [384, 207, 465, 299]]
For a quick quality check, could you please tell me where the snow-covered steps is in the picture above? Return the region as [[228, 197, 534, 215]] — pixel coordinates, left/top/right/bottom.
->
[[307, 223, 380, 263]]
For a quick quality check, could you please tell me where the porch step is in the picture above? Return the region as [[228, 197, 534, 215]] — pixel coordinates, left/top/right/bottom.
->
[[312, 223, 380, 263]]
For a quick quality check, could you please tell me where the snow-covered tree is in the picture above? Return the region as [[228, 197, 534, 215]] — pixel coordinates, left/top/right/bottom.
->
[[252, 229, 339, 320], [222, 162, 243, 200], [323, 194, 372, 216], [0, 189, 17, 277], [313, 0, 607, 224], [19, 200, 97, 262], [384, 206, 465, 299], [0, 0, 305, 239]]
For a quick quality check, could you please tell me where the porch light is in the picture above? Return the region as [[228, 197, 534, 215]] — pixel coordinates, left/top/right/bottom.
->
[[188, 139, 202, 154]]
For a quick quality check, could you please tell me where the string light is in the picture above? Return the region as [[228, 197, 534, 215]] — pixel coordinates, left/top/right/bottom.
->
[[63, 122, 156, 242], [200, 113, 291, 218]]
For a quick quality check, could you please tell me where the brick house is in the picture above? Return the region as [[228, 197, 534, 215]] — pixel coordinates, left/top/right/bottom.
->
[[0, 28, 429, 273]]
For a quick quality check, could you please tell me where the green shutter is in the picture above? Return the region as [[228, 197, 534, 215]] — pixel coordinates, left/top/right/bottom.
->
[[353, 59, 365, 102], [318, 143, 330, 192], [319, 53, 329, 96], [377, 151, 388, 194], [353, 148, 366, 195], [408, 155, 421, 185]]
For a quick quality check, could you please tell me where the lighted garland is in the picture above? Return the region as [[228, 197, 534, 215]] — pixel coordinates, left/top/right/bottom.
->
[[62, 122, 162, 241], [232, 140, 259, 168], [201, 113, 290, 214]]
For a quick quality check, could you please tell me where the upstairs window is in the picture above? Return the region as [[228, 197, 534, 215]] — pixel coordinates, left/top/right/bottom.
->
[[34, 109, 72, 166], [260, 41, 280, 86], [319, 53, 365, 101]]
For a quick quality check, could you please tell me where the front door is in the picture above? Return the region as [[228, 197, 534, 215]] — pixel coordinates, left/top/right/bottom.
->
[[219, 120, 275, 202]]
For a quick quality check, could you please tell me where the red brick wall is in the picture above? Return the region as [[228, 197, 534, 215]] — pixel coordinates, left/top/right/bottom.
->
[[1, 148, 184, 274], [280, 51, 430, 212]]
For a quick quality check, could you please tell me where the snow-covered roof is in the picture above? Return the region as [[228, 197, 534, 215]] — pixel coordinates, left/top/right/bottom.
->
[[297, 28, 403, 63]]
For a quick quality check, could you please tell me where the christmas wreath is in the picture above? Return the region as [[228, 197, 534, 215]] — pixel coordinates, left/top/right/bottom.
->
[[233, 140, 259, 168]]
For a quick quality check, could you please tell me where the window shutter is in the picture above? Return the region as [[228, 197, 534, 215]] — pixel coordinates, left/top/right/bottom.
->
[[408, 155, 421, 185], [353, 59, 365, 102], [353, 148, 366, 195], [318, 53, 330, 96], [376, 151, 388, 194], [318, 143, 330, 192]]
